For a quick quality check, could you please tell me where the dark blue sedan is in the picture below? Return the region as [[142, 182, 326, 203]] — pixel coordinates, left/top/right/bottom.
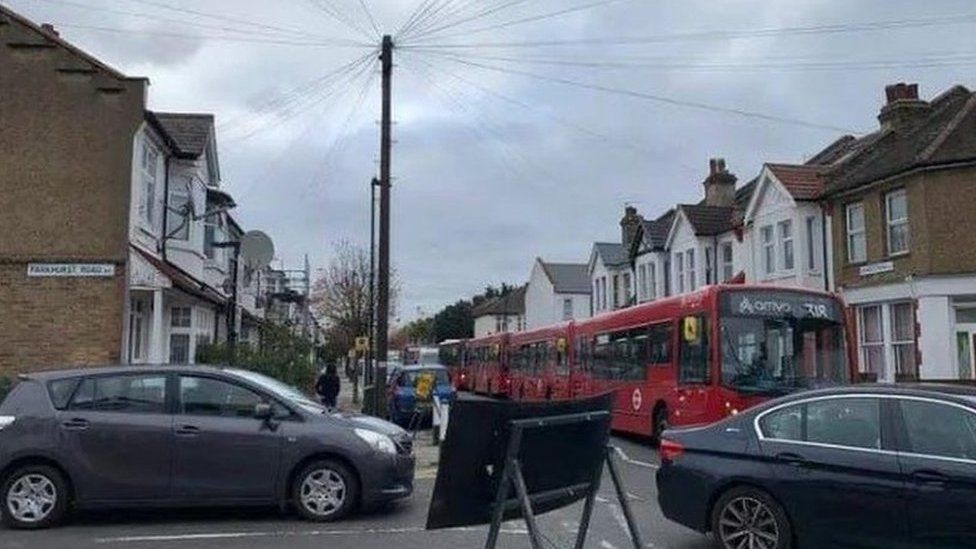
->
[[657, 384, 976, 548], [388, 365, 455, 427]]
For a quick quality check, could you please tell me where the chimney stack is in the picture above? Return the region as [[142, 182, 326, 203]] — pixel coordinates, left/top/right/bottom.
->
[[703, 157, 737, 207], [40, 23, 59, 37], [879, 82, 930, 132], [620, 205, 640, 250]]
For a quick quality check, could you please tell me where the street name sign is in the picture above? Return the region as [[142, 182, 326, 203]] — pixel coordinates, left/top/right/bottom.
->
[[27, 263, 115, 277]]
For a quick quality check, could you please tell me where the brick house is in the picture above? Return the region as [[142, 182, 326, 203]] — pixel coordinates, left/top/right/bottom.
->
[[0, 8, 146, 375], [0, 6, 290, 375], [821, 83, 976, 382], [472, 286, 526, 337]]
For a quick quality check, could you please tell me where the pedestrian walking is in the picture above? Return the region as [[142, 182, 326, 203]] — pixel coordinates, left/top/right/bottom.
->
[[315, 364, 341, 409]]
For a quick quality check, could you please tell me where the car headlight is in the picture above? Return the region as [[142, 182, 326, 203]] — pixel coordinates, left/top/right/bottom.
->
[[354, 428, 397, 455]]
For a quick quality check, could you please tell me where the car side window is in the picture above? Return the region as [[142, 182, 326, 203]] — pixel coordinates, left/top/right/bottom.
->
[[179, 376, 265, 418], [805, 398, 880, 450], [760, 397, 881, 450], [899, 399, 976, 461], [68, 375, 167, 414], [760, 404, 803, 441]]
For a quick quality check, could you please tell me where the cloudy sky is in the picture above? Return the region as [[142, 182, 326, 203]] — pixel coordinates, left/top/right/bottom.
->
[[9, 0, 975, 321]]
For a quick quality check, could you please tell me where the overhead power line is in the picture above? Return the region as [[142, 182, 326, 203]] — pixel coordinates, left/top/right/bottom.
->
[[418, 51, 861, 133], [401, 12, 976, 48], [46, 22, 371, 47], [305, 0, 376, 41], [402, 0, 631, 43], [399, 0, 533, 42], [357, 0, 382, 38], [117, 0, 338, 42]]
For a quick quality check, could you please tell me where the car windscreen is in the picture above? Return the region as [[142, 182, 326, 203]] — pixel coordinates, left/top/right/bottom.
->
[[224, 369, 323, 412], [401, 369, 450, 386]]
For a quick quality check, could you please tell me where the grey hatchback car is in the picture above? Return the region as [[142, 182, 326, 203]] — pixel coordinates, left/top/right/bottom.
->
[[0, 365, 415, 529]]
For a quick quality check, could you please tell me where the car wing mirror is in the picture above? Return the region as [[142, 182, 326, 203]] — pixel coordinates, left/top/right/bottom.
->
[[254, 402, 273, 420]]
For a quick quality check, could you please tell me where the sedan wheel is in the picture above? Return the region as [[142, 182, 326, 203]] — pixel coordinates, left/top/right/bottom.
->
[[293, 460, 358, 522], [712, 487, 791, 549], [1, 465, 68, 529]]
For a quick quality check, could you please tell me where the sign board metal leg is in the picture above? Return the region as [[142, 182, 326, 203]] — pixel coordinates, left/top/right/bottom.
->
[[605, 445, 646, 549], [573, 452, 605, 549]]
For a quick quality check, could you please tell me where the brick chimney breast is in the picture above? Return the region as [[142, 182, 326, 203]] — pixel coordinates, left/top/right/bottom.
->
[[879, 82, 930, 132], [703, 157, 737, 207], [620, 205, 641, 250]]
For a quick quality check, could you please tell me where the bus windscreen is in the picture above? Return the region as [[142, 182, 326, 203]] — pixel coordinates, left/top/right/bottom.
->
[[719, 291, 849, 395]]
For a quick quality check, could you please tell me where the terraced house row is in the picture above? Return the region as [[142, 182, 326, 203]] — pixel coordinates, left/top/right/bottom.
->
[[586, 82, 976, 384], [0, 6, 318, 376]]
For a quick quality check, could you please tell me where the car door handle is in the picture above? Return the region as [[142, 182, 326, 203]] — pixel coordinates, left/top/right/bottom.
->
[[911, 470, 949, 487], [775, 452, 809, 467], [175, 424, 201, 436], [61, 418, 90, 430]]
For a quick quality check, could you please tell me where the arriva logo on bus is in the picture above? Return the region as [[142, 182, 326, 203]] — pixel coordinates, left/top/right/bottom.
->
[[737, 297, 794, 316]]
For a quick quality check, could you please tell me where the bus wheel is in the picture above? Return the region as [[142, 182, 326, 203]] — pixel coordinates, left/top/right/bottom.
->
[[652, 406, 669, 446]]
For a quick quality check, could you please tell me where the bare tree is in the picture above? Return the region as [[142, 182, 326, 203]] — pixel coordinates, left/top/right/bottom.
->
[[311, 240, 398, 355]]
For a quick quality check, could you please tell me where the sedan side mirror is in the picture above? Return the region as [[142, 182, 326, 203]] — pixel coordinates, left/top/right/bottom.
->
[[254, 402, 273, 420]]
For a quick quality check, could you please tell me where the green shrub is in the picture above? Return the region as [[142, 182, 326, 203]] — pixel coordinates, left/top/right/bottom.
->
[[195, 324, 317, 392], [0, 376, 15, 402]]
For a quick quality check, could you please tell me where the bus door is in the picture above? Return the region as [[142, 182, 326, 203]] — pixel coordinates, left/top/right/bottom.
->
[[674, 314, 711, 426]]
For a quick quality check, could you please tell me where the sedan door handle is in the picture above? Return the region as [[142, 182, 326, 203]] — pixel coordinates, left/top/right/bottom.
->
[[775, 452, 809, 467], [175, 424, 201, 436], [61, 418, 90, 430], [911, 469, 949, 487]]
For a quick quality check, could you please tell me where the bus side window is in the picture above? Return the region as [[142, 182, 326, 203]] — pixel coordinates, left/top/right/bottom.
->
[[648, 323, 673, 365], [679, 315, 710, 384]]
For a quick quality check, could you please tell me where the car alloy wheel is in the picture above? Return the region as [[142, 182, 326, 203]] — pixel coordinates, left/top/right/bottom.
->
[[717, 496, 780, 549], [6, 473, 57, 524], [299, 468, 347, 518], [1, 465, 69, 529]]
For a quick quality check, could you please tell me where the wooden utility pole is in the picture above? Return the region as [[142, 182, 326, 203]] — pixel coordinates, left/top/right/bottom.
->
[[375, 34, 393, 415]]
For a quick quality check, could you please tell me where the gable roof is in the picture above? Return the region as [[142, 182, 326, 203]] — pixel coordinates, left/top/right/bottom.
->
[[472, 286, 527, 317], [148, 112, 215, 159], [592, 242, 628, 267], [765, 164, 824, 200], [679, 204, 738, 236], [0, 6, 145, 85], [539, 260, 591, 294], [640, 209, 675, 250], [823, 85, 976, 194]]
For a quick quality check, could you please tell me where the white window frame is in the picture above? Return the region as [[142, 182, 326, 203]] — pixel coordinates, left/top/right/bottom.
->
[[886, 189, 909, 256], [637, 264, 646, 301], [140, 139, 159, 226], [563, 298, 573, 320], [648, 262, 657, 300], [675, 252, 685, 293], [806, 216, 818, 272], [890, 302, 917, 379], [761, 225, 775, 275], [686, 248, 696, 290], [778, 219, 794, 271], [704, 246, 714, 285], [859, 304, 886, 379], [846, 202, 866, 264], [167, 177, 192, 241], [721, 242, 734, 282]]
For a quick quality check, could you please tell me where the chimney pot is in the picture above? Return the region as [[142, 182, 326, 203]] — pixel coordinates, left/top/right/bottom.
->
[[885, 82, 919, 104], [40, 23, 59, 36]]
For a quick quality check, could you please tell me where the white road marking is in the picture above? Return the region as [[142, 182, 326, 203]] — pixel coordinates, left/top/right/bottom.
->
[[94, 525, 528, 544], [613, 446, 659, 469], [600, 540, 618, 549]]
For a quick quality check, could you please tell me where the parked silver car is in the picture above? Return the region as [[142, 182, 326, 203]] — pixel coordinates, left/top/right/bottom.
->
[[0, 365, 414, 529]]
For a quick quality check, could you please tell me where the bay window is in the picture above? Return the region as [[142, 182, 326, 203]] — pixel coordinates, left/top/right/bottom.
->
[[778, 220, 794, 271], [721, 242, 734, 282], [761, 225, 774, 275], [686, 249, 696, 291], [675, 252, 684, 293]]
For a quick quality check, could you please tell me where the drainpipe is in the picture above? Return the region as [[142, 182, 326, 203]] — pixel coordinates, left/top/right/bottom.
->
[[821, 206, 830, 292], [160, 156, 171, 260]]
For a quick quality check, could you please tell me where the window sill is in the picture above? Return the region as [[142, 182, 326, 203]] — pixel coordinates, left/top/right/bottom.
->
[[887, 251, 910, 259]]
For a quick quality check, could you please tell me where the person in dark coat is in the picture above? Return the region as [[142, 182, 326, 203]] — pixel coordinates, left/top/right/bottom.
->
[[315, 364, 341, 409]]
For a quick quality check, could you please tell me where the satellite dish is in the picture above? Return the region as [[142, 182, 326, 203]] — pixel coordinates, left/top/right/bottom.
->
[[240, 230, 274, 269]]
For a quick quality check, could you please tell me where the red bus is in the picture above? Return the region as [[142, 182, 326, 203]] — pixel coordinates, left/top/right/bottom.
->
[[466, 333, 510, 397], [437, 339, 468, 389], [508, 323, 573, 401], [571, 285, 854, 439]]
